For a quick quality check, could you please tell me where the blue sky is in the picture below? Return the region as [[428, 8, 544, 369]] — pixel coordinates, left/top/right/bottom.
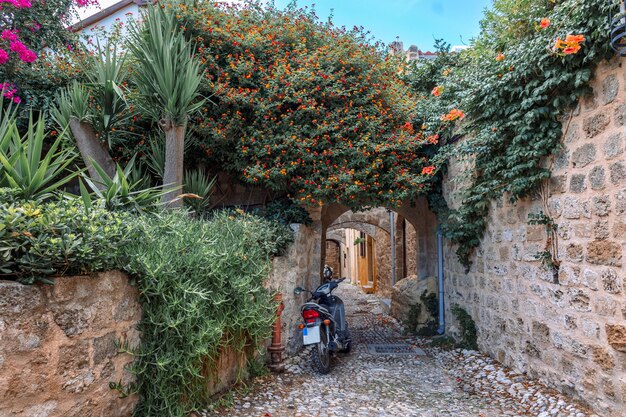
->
[[273, 0, 493, 51]]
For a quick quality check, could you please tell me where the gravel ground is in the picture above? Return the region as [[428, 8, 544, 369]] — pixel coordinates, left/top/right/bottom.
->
[[202, 284, 597, 417]]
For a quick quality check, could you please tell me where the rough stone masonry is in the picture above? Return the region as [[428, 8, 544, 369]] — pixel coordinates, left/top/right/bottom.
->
[[442, 56, 626, 417]]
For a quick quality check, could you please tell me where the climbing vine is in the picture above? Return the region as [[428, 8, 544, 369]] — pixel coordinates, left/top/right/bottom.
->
[[407, 0, 614, 268]]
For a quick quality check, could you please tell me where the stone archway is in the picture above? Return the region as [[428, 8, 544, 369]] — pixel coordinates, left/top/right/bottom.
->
[[319, 199, 439, 296]]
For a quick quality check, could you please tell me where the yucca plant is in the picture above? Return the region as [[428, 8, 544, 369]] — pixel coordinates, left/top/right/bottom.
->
[[52, 40, 128, 185], [81, 156, 169, 213], [183, 168, 216, 216], [128, 4, 204, 207], [0, 109, 79, 201]]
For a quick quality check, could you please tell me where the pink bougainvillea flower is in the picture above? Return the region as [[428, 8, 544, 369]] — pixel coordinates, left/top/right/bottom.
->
[[19, 49, 37, 62], [540, 18, 550, 29], [0, 0, 32, 8], [0, 49, 8, 65], [10, 40, 26, 53], [12, 96, 21, 104], [1, 30, 18, 41]]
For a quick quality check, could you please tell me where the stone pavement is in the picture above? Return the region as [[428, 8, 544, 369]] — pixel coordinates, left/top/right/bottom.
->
[[203, 284, 594, 417]]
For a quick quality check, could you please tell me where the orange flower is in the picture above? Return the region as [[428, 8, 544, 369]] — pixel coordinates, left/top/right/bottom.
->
[[426, 134, 439, 145], [441, 109, 465, 122], [431, 86, 443, 97], [539, 18, 550, 29], [495, 53, 505, 61], [565, 34, 585, 43], [402, 122, 413, 131], [563, 45, 581, 55], [421, 166, 436, 175]]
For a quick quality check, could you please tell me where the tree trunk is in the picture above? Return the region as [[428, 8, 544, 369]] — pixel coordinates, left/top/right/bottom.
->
[[161, 119, 186, 208], [68, 117, 116, 189]]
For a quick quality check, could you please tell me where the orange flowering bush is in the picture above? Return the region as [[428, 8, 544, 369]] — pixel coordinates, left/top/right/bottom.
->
[[176, 2, 437, 209]]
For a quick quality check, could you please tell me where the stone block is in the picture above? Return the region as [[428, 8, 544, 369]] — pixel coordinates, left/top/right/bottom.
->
[[526, 225, 544, 242], [589, 166, 605, 190], [53, 307, 91, 337], [571, 143, 597, 168], [0, 282, 42, 316], [595, 295, 618, 317], [613, 218, 626, 239], [593, 220, 610, 240], [564, 315, 577, 330], [569, 174, 586, 193], [549, 176, 567, 195], [557, 221, 571, 240], [562, 197, 582, 219], [614, 102, 626, 126], [58, 341, 90, 374], [592, 346, 615, 371], [564, 122, 581, 143], [583, 112, 610, 137], [591, 196, 611, 217], [603, 132, 624, 160], [582, 268, 599, 291], [606, 324, 626, 351], [610, 161, 626, 185], [93, 332, 118, 365], [617, 188, 626, 215], [602, 74, 619, 104], [573, 222, 593, 239], [568, 288, 591, 311], [601, 268, 622, 294], [586, 240, 622, 266], [581, 318, 600, 339], [566, 243, 583, 262], [553, 149, 570, 171], [532, 321, 550, 342]]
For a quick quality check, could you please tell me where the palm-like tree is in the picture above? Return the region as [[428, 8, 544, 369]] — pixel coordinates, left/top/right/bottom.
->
[[127, 4, 204, 207]]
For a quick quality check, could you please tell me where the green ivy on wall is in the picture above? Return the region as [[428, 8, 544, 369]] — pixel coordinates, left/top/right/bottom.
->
[[406, 0, 615, 269]]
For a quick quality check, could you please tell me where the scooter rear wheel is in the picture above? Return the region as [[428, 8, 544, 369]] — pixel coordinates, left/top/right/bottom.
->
[[311, 327, 331, 374]]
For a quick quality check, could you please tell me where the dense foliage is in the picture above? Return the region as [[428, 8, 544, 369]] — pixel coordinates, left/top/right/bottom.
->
[[407, 0, 614, 267], [172, 1, 437, 209], [0, 189, 137, 283], [122, 210, 290, 416], [0, 0, 87, 113]]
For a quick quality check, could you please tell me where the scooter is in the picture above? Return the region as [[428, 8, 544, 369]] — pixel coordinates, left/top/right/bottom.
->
[[294, 274, 352, 374]]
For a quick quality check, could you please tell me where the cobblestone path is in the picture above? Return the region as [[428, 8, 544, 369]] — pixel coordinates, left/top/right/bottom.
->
[[204, 284, 592, 417]]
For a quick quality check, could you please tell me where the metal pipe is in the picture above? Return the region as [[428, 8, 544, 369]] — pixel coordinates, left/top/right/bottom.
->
[[389, 210, 396, 287], [268, 292, 285, 372], [437, 225, 445, 335]]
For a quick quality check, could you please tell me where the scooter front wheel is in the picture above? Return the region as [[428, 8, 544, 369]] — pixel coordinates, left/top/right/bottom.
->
[[311, 327, 331, 374]]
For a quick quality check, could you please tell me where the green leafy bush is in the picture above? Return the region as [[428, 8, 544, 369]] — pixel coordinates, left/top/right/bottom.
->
[[0, 189, 137, 283], [122, 210, 291, 416], [451, 304, 478, 351], [408, 0, 613, 268]]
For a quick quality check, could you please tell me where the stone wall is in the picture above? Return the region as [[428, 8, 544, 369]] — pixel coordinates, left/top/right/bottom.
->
[[266, 222, 321, 354], [0, 271, 140, 417], [442, 57, 626, 417]]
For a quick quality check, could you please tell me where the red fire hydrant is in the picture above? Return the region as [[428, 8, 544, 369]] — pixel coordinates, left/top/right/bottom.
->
[[268, 292, 285, 372]]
